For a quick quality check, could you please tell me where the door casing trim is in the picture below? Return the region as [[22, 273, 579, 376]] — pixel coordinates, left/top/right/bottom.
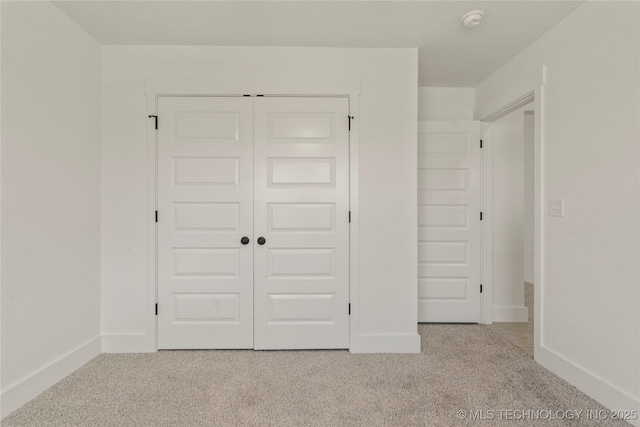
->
[[477, 66, 546, 364], [145, 76, 361, 352]]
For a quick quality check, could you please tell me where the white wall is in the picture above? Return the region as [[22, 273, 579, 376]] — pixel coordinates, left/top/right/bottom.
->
[[418, 87, 474, 121], [101, 46, 419, 353], [476, 2, 640, 420], [0, 1, 102, 417], [489, 106, 529, 322], [523, 111, 534, 284]]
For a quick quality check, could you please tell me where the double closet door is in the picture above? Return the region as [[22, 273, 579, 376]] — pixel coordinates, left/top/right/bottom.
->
[[156, 96, 350, 350]]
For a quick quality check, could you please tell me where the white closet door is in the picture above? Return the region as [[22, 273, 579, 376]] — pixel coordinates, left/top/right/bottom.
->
[[417, 121, 481, 323], [157, 97, 254, 349], [253, 97, 350, 349]]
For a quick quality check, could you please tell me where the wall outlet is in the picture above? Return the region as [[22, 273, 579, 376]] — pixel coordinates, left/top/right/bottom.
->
[[548, 199, 564, 217]]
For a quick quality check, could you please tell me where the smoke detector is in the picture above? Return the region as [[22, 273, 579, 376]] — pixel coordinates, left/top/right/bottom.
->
[[461, 10, 485, 28]]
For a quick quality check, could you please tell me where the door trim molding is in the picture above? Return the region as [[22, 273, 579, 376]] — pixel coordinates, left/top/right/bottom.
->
[[145, 75, 361, 99], [144, 76, 361, 353], [477, 66, 546, 361]]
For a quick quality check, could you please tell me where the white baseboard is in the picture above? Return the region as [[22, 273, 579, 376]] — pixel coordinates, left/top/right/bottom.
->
[[493, 305, 529, 322], [1, 335, 101, 419], [537, 346, 640, 427], [101, 333, 155, 353], [350, 333, 421, 353], [524, 272, 535, 284], [104, 332, 420, 354]]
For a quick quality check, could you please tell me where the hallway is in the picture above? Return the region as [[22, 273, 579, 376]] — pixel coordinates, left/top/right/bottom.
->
[[487, 282, 534, 356]]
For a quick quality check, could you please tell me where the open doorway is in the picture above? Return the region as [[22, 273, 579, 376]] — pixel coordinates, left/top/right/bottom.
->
[[485, 105, 535, 356]]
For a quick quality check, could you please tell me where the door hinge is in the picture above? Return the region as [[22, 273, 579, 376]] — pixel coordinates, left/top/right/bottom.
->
[[155, 211, 158, 223], [148, 115, 158, 130], [348, 303, 351, 315], [349, 211, 351, 223], [348, 115, 354, 131], [480, 139, 483, 148], [155, 303, 158, 315], [480, 284, 483, 293], [480, 212, 483, 221]]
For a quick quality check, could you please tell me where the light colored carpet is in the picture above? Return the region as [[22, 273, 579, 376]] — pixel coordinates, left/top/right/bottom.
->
[[2, 325, 629, 426]]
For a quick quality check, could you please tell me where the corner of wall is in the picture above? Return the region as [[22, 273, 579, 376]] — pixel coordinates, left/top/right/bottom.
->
[[1, 336, 101, 419]]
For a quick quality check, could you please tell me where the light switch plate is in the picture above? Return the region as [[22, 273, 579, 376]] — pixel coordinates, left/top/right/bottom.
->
[[549, 199, 564, 217]]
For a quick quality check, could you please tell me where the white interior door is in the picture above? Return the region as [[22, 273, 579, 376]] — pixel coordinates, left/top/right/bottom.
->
[[253, 97, 350, 349], [157, 97, 254, 349], [417, 121, 481, 323]]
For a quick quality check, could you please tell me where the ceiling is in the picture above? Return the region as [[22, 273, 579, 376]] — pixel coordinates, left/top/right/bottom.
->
[[53, 1, 583, 87]]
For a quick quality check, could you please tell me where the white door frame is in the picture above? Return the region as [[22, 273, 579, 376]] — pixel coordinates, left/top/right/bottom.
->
[[478, 66, 546, 361], [144, 76, 361, 352]]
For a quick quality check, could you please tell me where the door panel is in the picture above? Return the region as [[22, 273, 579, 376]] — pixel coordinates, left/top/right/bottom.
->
[[268, 158, 336, 187], [418, 121, 481, 323], [253, 97, 350, 349], [268, 203, 335, 232], [172, 157, 240, 185], [157, 97, 254, 349]]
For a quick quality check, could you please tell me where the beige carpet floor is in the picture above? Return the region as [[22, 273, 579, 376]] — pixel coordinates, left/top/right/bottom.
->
[[2, 325, 630, 426]]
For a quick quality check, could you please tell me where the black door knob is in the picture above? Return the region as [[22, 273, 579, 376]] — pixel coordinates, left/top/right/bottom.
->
[[241, 236, 250, 245], [257, 237, 266, 245]]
